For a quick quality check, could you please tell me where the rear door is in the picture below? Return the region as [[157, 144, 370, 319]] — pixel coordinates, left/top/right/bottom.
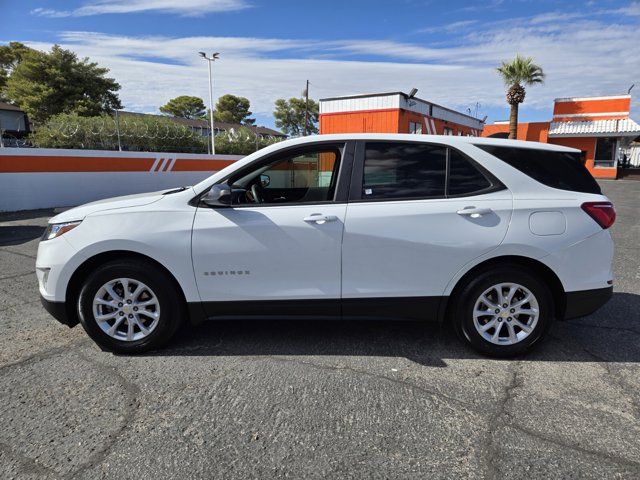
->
[[341, 140, 513, 320]]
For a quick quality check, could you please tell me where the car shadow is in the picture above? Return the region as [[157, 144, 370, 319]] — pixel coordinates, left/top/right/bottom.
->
[[0, 225, 46, 246], [0, 209, 54, 246], [143, 292, 640, 366]]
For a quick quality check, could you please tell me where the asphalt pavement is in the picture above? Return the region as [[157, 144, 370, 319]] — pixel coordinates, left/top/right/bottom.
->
[[0, 180, 639, 479]]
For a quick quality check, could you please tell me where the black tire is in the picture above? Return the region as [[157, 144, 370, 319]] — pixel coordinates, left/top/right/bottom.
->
[[77, 259, 184, 353], [453, 266, 554, 357]]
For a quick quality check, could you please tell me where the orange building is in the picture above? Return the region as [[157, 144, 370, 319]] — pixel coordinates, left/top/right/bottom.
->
[[483, 95, 640, 179], [319, 91, 484, 137]]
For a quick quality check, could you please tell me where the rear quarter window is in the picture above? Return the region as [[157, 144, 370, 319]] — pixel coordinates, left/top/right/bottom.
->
[[475, 145, 601, 194]]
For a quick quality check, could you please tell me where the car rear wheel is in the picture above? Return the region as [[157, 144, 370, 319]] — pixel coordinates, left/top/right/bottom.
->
[[77, 259, 183, 353], [453, 266, 554, 357]]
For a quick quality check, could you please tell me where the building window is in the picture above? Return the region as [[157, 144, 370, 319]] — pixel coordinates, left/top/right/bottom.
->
[[594, 137, 617, 168], [409, 121, 422, 134], [444, 127, 453, 136]]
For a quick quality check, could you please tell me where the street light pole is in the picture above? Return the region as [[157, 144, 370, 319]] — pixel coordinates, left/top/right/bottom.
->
[[199, 51, 220, 155], [303, 79, 309, 136]]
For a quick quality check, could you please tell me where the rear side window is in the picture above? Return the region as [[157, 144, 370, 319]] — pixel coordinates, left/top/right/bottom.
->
[[476, 145, 601, 194], [363, 142, 446, 199], [448, 149, 492, 195]]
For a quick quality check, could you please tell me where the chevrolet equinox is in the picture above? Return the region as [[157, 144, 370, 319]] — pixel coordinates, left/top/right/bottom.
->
[[37, 134, 615, 356]]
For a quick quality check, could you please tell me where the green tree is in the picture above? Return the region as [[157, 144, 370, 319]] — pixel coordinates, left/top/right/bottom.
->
[[0, 42, 32, 101], [5, 44, 121, 123], [159, 95, 207, 119], [496, 54, 545, 139], [273, 97, 318, 136], [213, 94, 254, 124]]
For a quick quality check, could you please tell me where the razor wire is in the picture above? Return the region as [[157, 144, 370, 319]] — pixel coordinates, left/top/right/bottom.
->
[[28, 116, 284, 153], [41, 118, 205, 141]]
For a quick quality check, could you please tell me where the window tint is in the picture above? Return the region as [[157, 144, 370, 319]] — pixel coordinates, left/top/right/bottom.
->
[[363, 142, 446, 199], [476, 144, 601, 194], [448, 149, 492, 195]]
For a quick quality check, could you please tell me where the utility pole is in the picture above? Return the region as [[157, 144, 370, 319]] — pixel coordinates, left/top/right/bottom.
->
[[199, 51, 220, 154], [303, 79, 309, 136]]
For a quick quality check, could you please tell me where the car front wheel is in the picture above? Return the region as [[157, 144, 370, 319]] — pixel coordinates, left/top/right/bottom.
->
[[77, 259, 183, 353]]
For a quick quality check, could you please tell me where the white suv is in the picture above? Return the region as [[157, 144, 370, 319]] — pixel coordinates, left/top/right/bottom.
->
[[37, 134, 615, 356]]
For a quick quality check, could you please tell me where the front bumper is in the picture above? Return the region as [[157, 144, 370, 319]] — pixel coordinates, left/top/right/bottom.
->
[[563, 286, 613, 320], [40, 296, 77, 327]]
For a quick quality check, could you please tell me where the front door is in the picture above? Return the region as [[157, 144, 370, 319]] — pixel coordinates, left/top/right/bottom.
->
[[341, 141, 512, 320], [192, 142, 351, 318]]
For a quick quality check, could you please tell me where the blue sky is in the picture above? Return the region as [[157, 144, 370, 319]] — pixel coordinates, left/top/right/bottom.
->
[[3, 0, 640, 129]]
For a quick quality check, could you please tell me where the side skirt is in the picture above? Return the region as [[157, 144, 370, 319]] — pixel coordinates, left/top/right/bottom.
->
[[188, 296, 447, 323]]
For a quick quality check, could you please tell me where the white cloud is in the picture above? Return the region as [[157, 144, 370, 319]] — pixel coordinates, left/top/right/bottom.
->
[[15, 9, 640, 124], [31, 0, 250, 18], [614, 1, 640, 16], [415, 20, 478, 35]]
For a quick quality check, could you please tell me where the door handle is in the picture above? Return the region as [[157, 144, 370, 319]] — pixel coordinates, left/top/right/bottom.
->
[[303, 213, 338, 224], [456, 206, 493, 218]]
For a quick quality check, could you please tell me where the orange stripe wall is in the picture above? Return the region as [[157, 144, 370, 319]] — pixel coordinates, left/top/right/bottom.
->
[[321, 109, 480, 136], [320, 110, 401, 134], [553, 97, 630, 119]]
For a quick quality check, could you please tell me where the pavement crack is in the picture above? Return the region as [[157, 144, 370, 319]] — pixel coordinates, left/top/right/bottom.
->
[[260, 355, 477, 413], [0, 270, 35, 281], [482, 362, 523, 480], [511, 423, 640, 470], [0, 247, 37, 259], [0, 339, 90, 373], [0, 440, 59, 479], [64, 352, 141, 479], [551, 332, 640, 423]]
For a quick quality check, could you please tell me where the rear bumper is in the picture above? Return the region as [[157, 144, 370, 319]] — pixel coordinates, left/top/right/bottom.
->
[[40, 296, 77, 327], [563, 286, 613, 320]]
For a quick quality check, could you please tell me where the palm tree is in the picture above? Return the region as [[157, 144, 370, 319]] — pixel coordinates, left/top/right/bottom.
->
[[496, 55, 545, 139]]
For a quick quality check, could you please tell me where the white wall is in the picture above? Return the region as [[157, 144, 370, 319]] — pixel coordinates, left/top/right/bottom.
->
[[0, 148, 243, 212]]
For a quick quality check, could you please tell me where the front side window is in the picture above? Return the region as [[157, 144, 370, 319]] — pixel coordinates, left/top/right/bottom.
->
[[443, 127, 453, 136], [231, 146, 342, 205], [362, 142, 446, 199], [409, 121, 422, 134]]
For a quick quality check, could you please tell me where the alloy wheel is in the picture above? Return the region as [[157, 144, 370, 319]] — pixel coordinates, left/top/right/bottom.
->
[[472, 282, 539, 345], [92, 278, 161, 341]]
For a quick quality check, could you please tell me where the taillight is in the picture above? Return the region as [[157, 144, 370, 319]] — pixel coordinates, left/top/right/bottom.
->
[[581, 201, 616, 229]]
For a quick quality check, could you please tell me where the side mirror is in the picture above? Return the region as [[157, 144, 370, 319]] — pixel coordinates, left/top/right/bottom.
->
[[260, 174, 270, 187], [202, 184, 232, 207]]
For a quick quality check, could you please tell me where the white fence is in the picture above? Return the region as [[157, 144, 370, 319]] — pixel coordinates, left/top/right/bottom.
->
[[0, 148, 243, 212]]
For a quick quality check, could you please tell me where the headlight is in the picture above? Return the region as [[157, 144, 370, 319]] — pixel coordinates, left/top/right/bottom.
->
[[42, 221, 82, 241]]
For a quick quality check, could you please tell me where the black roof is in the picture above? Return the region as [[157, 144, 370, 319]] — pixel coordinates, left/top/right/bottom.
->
[[0, 102, 24, 112]]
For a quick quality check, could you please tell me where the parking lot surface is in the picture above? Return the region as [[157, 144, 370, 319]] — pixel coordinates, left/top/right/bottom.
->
[[1, 181, 639, 479]]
